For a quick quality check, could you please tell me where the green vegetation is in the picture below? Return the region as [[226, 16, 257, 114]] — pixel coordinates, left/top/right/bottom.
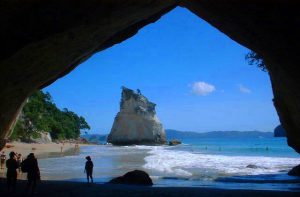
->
[[10, 91, 90, 141], [245, 51, 267, 72]]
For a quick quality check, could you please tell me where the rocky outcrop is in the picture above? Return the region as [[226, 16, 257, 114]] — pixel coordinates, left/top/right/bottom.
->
[[1, 1, 300, 154], [109, 170, 153, 186], [246, 164, 259, 169], [274, 125, 286, 137], [288, 164, 300, 177], [30, 132, 52, 143], [107, 87, 166, 145], [169, 139, 182, 146]]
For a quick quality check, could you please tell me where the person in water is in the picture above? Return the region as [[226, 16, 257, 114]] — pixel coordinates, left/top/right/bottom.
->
[[84, 156, 94, 183], [25, 153, 40, 195], [6, 151, 19, 192]]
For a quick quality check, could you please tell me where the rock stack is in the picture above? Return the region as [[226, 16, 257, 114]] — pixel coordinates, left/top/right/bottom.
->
[[107, 87, 166, 145]]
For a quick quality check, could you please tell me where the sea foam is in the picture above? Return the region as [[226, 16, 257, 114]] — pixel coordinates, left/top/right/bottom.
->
[[143, 147, 300, 179]]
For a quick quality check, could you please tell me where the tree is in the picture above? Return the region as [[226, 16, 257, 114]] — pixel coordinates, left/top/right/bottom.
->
[[10, 90, 91, 140], [245, 51, 267, 72]]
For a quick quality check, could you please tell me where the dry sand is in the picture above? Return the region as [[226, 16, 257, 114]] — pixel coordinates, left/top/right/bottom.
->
[[0, 142, 88, 179], [1, 142, 84, 159]]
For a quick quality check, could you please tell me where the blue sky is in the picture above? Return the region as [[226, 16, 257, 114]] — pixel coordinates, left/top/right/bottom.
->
[[44, 7, 279, 134]]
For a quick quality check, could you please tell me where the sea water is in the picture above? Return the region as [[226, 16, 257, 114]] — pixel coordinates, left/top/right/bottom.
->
[[38, 136, 300, 191]]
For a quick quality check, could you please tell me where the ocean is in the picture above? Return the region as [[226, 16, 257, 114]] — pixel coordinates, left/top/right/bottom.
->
[[38, 136, 300, 191]]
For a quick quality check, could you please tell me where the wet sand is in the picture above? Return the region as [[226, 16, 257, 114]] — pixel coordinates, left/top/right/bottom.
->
[[0, 178, 299, 197]]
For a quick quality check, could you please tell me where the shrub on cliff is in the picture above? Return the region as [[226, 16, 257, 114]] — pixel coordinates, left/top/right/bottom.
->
[[10, 90, 90, 141]]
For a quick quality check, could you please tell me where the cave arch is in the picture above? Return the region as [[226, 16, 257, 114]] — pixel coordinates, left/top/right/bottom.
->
[[1, 0, 300, 153]]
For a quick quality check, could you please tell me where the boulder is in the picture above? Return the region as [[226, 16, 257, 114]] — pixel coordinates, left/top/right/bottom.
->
[[246, 164, 258, 169], [109, 170, 153, 186], [288, 164, 300, 176], [169, 139, 182, 146], [107, 87, 166, 145]]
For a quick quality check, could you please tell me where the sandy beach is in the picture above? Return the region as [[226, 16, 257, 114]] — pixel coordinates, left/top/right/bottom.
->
[[1, 142, 84, 159], [0, 142, 88, 179]]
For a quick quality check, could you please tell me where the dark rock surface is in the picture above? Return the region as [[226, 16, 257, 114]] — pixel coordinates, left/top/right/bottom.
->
[[0, 0, 176, 150], [1, 1, 300, 154], [246, 164, 259, 169], [180, 0, 300, 154], [288, 165, 300, 176], [169, 139, 182, 146], [274, 125, 286, 137], [109, 170, 153, 186]]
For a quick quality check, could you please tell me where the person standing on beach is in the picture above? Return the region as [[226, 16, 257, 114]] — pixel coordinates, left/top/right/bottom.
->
[[1, 151, 6, 170], [84, 156, 94, 183], [6, 151, 19, 192], [24, 153, 40, 195], [16, 153, 23, 173]]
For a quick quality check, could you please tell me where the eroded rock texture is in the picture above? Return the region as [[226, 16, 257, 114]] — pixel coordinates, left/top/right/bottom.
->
[[1, 1, 300, 153], [107, 87, 166, 145]]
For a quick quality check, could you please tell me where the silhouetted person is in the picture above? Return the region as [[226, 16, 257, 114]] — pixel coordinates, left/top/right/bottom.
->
[[1, 151, 6, 169], [84, 156, 93, 183], [6, 151, 18, 192], [137, 89, 141, 95], [16, 153, 23, 173], [25, 153, 40, 195]]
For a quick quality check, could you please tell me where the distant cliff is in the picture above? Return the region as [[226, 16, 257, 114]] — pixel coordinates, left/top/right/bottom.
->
[[166, 129, 273, 140], [107, 87, 166, 145], [81, 134, 107, 144], [274, 125, 286, 137]]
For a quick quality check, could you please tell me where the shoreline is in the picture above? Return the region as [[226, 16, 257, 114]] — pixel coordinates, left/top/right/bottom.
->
[[0, 141, 91, 179], [0, 178, 299, 197], [1, 143, 299, 194]]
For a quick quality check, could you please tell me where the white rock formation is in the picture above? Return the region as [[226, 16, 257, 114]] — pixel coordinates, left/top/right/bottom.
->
[[107, 87, 166, 145], [31, 131, 52, 143]]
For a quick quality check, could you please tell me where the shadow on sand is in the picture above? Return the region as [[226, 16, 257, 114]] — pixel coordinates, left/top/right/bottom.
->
[[1, 178, 300, 197]]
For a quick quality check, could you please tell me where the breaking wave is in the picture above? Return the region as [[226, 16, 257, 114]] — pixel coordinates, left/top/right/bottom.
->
[[143, 147, 300, 179]]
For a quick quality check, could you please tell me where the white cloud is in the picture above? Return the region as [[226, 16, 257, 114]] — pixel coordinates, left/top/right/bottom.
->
[[238, 84, 251, 94], [191, 81, 216, 96]]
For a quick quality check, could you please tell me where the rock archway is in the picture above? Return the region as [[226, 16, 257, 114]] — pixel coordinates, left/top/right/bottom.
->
[[1, 0, 300, 153]]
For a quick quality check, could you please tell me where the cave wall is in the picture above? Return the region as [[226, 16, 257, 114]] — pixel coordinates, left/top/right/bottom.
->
[[1, 0, 300, 153], [0, 0, 177, 146], [180, 0, 300, 153]]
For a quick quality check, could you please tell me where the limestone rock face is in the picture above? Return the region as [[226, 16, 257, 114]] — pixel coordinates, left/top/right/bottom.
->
[[107, 87, 166, 145], [30, 132, 52, 144]]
